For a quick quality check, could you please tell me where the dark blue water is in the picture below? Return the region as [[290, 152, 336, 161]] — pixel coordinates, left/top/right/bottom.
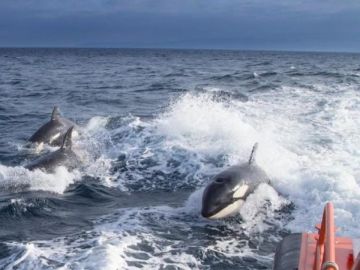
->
[[1, 48, 360, 269]]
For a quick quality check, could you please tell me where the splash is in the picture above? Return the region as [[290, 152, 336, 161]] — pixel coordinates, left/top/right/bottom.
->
[[0, 165, 80, 194]]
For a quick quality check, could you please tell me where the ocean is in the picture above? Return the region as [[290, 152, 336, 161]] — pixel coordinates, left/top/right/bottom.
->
[[0, 48, 359, 269]]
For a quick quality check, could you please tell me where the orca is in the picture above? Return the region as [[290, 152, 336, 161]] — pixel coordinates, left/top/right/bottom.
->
[[201, 143, 270, 219], [29, 106, 77, 147], [26, 126, 80, 172]]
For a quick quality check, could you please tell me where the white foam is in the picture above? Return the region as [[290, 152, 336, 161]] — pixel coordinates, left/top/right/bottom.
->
[[201, 86, 223, 93], [236, 84, 360, 236], [152, 89, 360, 236], [154, 93, 298, 183], [184, 187, 204, 215], [239, 184, 289, 233], [83, 116, 109, 134], [1, 206, 204, 269], [0, 242, 60, 270], [75, 89, 360, 238], [156, 93, 257, 160], [74, 87, 360, 238], [0, 164, 80, 194]]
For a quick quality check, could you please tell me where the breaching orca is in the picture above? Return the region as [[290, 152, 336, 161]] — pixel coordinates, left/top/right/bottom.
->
[[26, 126, 80, 172], [201, 143, 270, 219], [29, 106, 77, 147]]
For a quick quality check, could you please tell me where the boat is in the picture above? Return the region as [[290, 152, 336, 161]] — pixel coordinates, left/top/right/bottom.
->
[[273, 202, 360, 270]]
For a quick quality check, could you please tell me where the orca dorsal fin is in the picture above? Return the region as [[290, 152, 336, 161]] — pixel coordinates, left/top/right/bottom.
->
[[51, 106, 60, 121], [248, 143, 258, 165], [61, 126, 73, 150]]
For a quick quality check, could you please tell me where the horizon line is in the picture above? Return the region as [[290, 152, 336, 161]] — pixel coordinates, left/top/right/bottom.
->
[[0, 46, 359, 55]]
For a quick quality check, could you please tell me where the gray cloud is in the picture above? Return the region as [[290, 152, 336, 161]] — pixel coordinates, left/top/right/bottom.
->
[[0, 0, 359, 51], [3, 0, 360, 16]]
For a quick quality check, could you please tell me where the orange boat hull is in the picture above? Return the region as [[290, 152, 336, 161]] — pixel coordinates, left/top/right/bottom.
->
[[273, 203, 360, 270]]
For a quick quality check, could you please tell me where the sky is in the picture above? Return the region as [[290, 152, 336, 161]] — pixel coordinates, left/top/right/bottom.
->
[[0, 0, 359, 52]]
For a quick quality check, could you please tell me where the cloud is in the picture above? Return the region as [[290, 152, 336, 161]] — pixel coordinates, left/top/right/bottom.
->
[[2, 0, 360, 16], [0, 0, 359, 51]]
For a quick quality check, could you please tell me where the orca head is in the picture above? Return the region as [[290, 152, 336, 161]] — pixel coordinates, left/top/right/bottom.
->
[[29, 106, 64, 145], [28, 105, 80, 148], [201, 171, 250, 219], [201, 143, 260, 219]]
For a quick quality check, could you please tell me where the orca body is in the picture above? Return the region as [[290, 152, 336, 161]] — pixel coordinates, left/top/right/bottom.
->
[[201, 143, 270, 219], [26, 127, 80, 172], [29, 106, 77, 147]]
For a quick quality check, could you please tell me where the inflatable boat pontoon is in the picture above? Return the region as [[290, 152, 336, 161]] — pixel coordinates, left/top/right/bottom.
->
[[273, 202, 360, 270]]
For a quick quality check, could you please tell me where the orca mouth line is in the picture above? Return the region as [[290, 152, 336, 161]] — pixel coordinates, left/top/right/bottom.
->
[[201, 198, 242, 218]]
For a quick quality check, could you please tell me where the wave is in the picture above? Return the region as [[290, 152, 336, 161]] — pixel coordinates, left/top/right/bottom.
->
[[0, 198, 50, 218], [2, 84, 360, 237], [0, 189, 289, 270], [98, 88, 360, 236], [210, 72, 257, 82], [54, 86, 359, 238], [0, 81, 359, 264], [0, 165, 80, 194]]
